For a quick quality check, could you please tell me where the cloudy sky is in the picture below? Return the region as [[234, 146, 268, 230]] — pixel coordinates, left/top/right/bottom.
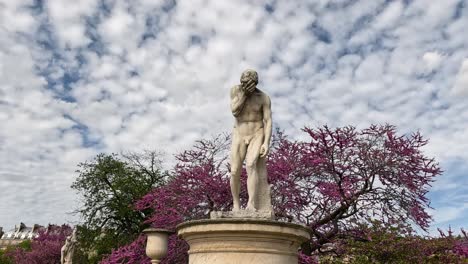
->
[[0, 0, 467, 234]]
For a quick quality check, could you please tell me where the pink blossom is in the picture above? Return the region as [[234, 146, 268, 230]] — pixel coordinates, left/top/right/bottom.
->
[[106, 125, 442, 261]]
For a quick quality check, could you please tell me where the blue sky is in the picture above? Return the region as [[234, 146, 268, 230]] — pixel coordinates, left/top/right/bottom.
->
[[0, 0, 467, 234]]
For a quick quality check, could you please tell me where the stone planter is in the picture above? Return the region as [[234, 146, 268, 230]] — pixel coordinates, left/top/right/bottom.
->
[[143, 228, 173, 264]]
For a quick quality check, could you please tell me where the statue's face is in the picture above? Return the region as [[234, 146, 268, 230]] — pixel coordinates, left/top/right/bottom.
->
[[240, 75, 251, 87], [240, 70, 258, 87]]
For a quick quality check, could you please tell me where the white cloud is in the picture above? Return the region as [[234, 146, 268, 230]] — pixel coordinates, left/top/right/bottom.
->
[[374, 0, 403, 30], [0, 8, 35, 33], [431, 204, 468, 225], [100, 8, 135, 40], [0, 0, 468, 234], [451, 59, 468, 96], [46, 0, 95, 48], [422, 52, 445, 72]]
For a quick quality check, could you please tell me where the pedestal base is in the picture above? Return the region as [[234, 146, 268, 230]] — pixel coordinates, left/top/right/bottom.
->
[[176, 218, 311, 264], [210, 209, 274, 220]]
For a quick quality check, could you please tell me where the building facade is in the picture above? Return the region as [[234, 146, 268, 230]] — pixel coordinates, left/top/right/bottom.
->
[[0, 223, 44, 250]]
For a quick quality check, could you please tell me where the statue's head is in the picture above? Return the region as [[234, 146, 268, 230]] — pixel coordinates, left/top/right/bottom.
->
[[240, 69, 258, 86]]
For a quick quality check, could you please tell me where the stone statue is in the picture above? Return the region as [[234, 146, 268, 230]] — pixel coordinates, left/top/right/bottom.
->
[[61, 228, 78, 264], [229, 69, 273, 214], [175, 69, 311, 264]]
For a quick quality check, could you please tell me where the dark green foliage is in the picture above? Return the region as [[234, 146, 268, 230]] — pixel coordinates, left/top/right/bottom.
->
[[71, 151, 168, 263], [0, 249, 13, 264], [16, 241, 31, 252], [72, 226, 134, 264]]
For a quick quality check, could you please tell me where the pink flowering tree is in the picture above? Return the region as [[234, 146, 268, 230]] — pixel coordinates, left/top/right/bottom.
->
[[99, 235, 148, 264], [321, 222, 468, 263], [6, 224, 72, 264], [438, 227, 468, 259], [291, 125, 441, 252], [103, 125, 442, 263]]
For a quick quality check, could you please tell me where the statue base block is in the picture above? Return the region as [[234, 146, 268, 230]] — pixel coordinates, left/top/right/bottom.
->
[[210, 209, 274, 220], [176, 218, 311, 264]]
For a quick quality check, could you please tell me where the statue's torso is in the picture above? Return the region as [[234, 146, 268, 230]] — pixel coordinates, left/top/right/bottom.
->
[[234, 89, 265, 137]]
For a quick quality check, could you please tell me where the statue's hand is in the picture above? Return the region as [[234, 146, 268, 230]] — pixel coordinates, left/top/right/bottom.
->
[[259, 144, 269, 158], [242, 79, 256, 95]]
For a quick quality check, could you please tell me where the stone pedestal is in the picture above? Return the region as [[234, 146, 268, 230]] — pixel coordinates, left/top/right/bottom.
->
[[176, 218, 311, 264], [210, 209, 274, 220]]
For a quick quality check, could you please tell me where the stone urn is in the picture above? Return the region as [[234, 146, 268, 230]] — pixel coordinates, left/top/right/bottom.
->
[[143, 228, 173, 264]]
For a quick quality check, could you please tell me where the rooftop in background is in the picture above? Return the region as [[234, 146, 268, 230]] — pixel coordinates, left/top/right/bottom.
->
[[0, 222, 44, 249]]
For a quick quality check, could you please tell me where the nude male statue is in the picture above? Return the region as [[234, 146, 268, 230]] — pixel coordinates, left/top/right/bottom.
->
[[230, 69, 272, 213], [61, 228, 78, 264]]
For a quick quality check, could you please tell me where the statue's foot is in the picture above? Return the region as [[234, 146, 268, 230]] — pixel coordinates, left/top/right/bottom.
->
[[245, 204, 257, 212], [232, 204, 240, 212]]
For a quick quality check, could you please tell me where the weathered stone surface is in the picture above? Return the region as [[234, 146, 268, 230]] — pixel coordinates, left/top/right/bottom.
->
[[153, 70, 312, 264], [61, 228, 78, 264], [210, 209, 274, 220], [177, 219, 311, 264], [143, 228, 173, 264], [230, 69, 273, 213]]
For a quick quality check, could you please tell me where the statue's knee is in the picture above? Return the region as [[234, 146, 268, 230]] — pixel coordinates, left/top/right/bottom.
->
[[246, 161, 256, 172], [231, 167, 241, 177]]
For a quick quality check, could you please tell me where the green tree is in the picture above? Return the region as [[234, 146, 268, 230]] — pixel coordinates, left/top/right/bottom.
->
[[0, 249, 13, 264], [71, 151, 168, 262]]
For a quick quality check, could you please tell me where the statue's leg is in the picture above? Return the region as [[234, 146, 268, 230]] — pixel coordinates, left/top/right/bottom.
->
[[230, 130, 247, 211], [245, 130, 264, 211], [256, 156, 272, 212]]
